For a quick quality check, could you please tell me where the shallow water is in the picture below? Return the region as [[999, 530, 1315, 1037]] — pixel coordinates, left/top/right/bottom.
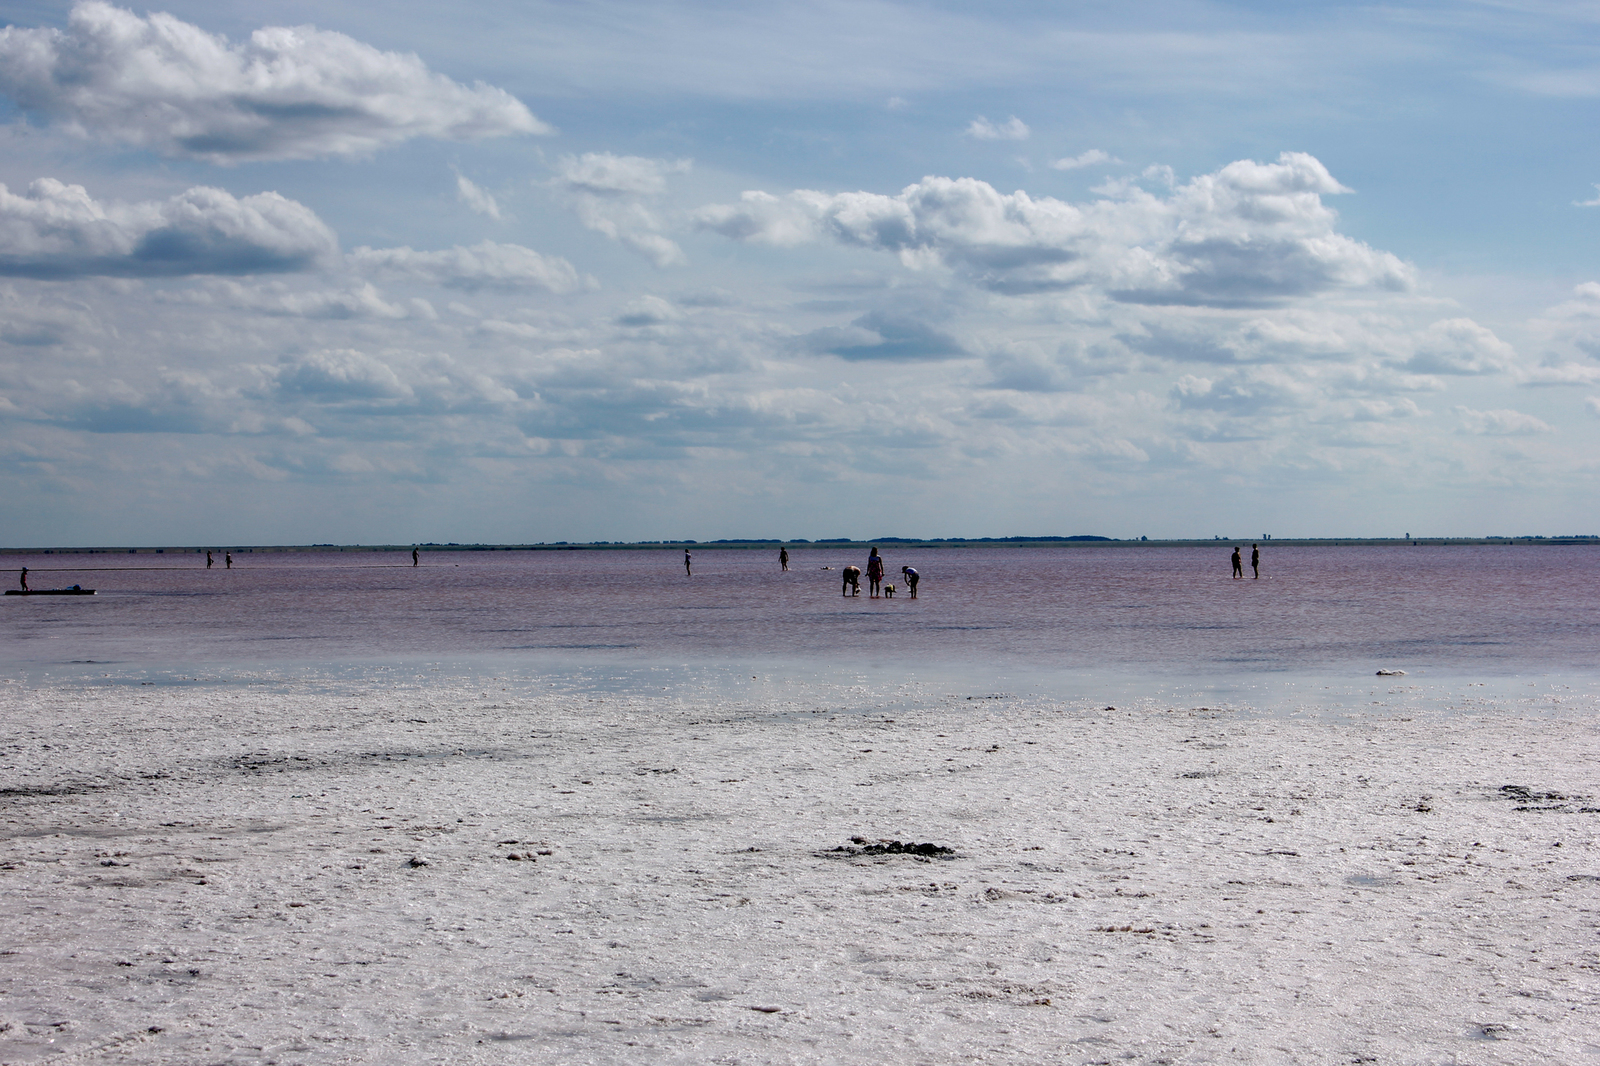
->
[[4, 544, 1596, 667], [4, 543, 1597, 712]]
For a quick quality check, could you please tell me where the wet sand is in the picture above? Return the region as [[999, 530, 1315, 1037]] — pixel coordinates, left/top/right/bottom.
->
[[2, 673, 1598, 1064]]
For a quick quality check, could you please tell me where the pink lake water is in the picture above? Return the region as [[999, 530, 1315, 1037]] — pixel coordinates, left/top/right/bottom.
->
[[2, 545, 1595, 683]]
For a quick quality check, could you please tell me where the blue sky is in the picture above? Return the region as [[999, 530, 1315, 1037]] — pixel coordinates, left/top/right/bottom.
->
[[0, 0, 1597, 544]]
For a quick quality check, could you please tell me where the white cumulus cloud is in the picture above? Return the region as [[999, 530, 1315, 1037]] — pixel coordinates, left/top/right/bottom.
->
[[1406, 318, 1517, 375], [348, 240, 590, 293], [274, 349, 410, 401], [0, 1, 547, 162], [0, 177, 337, 278], [454, 174, 502, 220], [695, 152, 1412, 305], [966, 116, 1030, 140], [188, 279, 432, 321], [553, 153, 690, 268], [1454, 406, 1554, 435], [1050, 149, 1117, 170], [616, 295, 683, 327]]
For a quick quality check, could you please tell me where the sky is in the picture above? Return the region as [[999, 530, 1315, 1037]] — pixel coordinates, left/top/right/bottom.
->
[[0, 0, 1598, 545]]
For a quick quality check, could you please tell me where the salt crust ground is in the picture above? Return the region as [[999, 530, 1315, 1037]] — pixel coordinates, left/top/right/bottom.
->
[[1, 673, 1597, 1066]]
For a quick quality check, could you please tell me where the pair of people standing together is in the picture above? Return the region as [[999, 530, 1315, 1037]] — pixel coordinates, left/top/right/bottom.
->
[[1231, 544, 1261, 579]]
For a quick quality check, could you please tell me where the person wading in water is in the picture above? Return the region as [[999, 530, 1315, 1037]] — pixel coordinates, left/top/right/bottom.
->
[[866, 547, 885, 598]]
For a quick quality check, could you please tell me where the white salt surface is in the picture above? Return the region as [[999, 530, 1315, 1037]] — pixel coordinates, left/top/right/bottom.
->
[[2, 671, 1598, 1064]]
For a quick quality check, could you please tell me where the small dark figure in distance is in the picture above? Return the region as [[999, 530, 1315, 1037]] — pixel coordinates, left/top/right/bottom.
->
[[19, 567, 27, 592], [684, 549, 692, 577], [1231, 546, 1242, 579], [900, 565, 918, 598], [206, 551, 213, 569], [225, 552, 233, 570], [1250, 544, 1260, 579], [866, 547, 884, 598], [412, 547, 419, 567], [842, 565, 861, 596], [779, 547, 789, 571], [883, 583, 895, 598]]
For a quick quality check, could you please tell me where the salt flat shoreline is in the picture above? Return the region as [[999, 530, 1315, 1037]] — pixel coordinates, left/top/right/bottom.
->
[[1, 674, 1597, 1065]]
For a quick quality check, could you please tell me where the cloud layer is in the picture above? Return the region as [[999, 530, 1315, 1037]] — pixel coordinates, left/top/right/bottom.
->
[[0, 0, 1594, 544], [349, 241, 589, 293], [0, 2, 546, 161], [0, 178, 336, 278]]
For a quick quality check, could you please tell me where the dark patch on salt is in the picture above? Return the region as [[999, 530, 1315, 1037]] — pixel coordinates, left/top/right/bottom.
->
[[1498, 784, 1595, 813], [1500, 784, 1565, 802], [825, 837, 955, 860]]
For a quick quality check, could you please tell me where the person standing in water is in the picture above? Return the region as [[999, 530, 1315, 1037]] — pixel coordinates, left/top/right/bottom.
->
[[866, 547, 884, 598], [412, 547, 419, 567], [779, 547, 789, 571], [1250, 544, 1260, 579], [18, 567, 27, 592], [206, 551, 213, 569], [225, 551, 232, 569], [684, 548, 692, 577], [900, 565, 918, 598], [1231, 546, 1242, 579]]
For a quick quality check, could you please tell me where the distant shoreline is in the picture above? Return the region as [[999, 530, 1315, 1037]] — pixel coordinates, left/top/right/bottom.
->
[[3, 535, 1598, 556]]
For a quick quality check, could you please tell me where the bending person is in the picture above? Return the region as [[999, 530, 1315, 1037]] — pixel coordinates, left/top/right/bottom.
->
[[900, 565, 918, 599]]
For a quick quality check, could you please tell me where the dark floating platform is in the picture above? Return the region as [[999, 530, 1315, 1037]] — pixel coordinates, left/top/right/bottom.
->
[[5, 588, 95, 596]]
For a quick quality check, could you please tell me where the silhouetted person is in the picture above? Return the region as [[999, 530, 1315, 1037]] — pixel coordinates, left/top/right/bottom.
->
[[1231, 546, 1242, 579], [412, 547, 419, 567], [206, 551, 213, 569], [779, 547, 789, 571], [866, 547, 884, 598], [900, 565, 918, 598], [18, 567, 27, 592], [1250, 544, 1260, 579], [684, 548, 692, 577], [225, 552, 232, 570]]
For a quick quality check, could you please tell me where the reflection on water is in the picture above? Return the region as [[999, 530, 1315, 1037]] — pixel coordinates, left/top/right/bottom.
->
[[2, 545, 1597, 682]]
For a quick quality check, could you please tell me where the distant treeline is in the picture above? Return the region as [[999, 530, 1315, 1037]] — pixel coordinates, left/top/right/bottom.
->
[[5, 534, 1599, 555]]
